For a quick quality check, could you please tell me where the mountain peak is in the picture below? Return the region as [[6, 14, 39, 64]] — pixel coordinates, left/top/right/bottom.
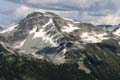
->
[[18, 12, 61, 30], [26, 12, 59, 18]]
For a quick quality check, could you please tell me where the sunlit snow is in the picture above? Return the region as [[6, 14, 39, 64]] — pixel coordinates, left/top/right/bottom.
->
[[80, 32, 109, 43], [0, 24, 17, 33], [62, 24, 79, 33]]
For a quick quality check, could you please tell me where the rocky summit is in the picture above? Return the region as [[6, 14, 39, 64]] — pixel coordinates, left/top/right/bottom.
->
[[0, 12, 120, 80]]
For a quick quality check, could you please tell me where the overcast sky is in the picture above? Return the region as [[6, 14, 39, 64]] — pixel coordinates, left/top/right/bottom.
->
[[0, 0, 120, 27]]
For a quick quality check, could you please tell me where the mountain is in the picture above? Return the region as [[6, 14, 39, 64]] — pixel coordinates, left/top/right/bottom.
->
[[113, 26, 120, 37], [0, 12, 120, 80], [0, 12, 109, 51], [97, 24, 120, 32], [0, 26, 3, 31], [0, 12, 111, 63]]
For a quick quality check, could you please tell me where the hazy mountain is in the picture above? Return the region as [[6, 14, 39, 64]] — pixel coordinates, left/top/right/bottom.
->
[[0, 26, 3, 31], [97, 24, 120, 32]]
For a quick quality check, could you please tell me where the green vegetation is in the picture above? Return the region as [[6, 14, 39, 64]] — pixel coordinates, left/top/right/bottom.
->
[[0, 39, 120, 80]]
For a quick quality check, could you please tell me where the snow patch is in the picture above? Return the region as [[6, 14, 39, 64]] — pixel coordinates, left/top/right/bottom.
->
[[32, 29, 54, 44], [16, 39, 26, 48], [63, 17, 74, 22], [42, 18, 53, 28], [52, 55, 66, 64], [29, 26, 37, 34], [80, 32, 109, 43], [62, 48, 67, 54], [33, 54, 45, 60], [63, 17, 80, 23], [33, 29, 45, 38], [118, 42, 120, 45], [78, 61, 91, 74], [32, 19, 55, 44], [0, 24, 17, 33], [62, 24, 79, 33], [51, 42, 59, 47], [113, 28, 120, 36]]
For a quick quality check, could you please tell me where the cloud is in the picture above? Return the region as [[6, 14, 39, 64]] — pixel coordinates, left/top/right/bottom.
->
[[27, 0, 59, 4], [14, 5, 31, 17], [74, 10, 120, 25], [5, 0, 116, 11], [5, 0, 117, 19], [1, 0, 119, 27], [98, 11, 120, 25], [13, 5, 80, 19]]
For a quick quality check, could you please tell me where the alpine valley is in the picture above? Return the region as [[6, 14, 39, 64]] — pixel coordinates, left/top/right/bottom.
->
[[0, 12, 120, 80]]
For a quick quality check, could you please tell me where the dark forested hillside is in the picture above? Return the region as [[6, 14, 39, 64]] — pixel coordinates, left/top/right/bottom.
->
[[0, 39, 120, 80]]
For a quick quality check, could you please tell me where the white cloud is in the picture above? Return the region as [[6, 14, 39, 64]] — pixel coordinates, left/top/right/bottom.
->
[[6, 0, 113, 10], [76, 10, 120, 25], [4, 0, 117, 11], [63, 0, 106, 8], [27, 0, 59, 4], [1, 0, 119, 27], [98, 13, 120, 25], [3, 4, 120, 26], [13, 5, 79, 19], [14, 5, 31, 17]]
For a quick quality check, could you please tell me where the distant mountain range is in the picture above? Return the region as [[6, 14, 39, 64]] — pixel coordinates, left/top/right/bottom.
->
[[97, 24, 120, 32], [0, 12, 120, 80], [0, 26, 3, 31]]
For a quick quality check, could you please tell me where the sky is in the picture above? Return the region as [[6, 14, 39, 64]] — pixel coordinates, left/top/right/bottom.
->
[[0, 0, 120, 27]]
